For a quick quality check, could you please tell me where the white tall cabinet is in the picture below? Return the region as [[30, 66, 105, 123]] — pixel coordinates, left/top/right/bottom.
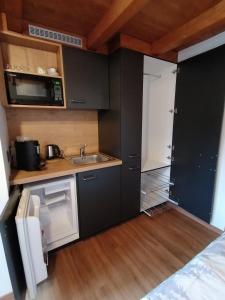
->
[[141, 56, 177, 214], [142, 56, 177, 172]]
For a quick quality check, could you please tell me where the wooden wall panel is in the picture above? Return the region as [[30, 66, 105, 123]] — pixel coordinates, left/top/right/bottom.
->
[[6, 109, 99, 158]]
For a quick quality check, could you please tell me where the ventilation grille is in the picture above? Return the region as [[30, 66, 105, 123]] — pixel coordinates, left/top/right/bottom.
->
[[28, 25, 83, 48]]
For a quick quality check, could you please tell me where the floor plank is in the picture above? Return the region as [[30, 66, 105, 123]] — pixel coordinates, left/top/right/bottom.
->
[[36, 209, 219, 300]]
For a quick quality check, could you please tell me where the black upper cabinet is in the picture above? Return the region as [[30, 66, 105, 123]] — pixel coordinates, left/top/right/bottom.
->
[[63, 46, 109, 109], [99, 49, 143, 162], [170, 45, 225, 223], [77, 166, 121, 238]]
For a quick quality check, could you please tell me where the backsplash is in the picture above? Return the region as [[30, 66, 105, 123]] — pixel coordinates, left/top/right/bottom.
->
[[6, 108, 99, 158]]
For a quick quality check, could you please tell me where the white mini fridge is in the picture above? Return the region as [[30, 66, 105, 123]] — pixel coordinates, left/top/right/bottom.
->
[[15, 175, 79, 299]]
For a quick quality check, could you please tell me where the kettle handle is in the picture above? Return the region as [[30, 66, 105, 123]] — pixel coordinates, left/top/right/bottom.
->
[[53, 145, 62, 158]]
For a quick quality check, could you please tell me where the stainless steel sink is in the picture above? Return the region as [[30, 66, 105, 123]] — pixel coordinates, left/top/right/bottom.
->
[[70, 153, 113, 165]]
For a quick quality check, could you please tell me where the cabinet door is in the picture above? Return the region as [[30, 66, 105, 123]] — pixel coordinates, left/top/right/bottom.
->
[[121, 161, 141, 221], [99, 50, 122, 158], [121, 49, 143, 163], [77, 166, 120, 238], [170, 45, 225, 222], [63, 47, 109, 109]]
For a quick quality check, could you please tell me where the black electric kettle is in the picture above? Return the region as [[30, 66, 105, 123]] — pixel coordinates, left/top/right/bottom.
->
[[46, 144, 62, 160]]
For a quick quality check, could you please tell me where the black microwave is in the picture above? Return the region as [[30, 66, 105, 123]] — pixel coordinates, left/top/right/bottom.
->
[[5, 72, 64, 106]]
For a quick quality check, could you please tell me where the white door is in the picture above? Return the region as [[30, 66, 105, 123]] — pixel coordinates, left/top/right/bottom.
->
[[142, 56, 177, 172], [16, 188, 48, 299]]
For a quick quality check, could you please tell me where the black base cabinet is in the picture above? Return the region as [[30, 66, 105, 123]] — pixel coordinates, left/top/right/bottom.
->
[[77, 166, 121, 238]]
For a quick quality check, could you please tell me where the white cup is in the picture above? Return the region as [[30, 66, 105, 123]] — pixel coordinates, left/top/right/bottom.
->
[[16, 136, 31, 142], [47, 67, 57, 75], [37, 67, 46, 75]]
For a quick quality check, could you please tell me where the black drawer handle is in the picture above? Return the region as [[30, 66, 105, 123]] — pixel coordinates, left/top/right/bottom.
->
[[71, 99, 86, 104], [83, 175, 97, 181], [128, 154, 137, 158], [128, 167, 139, 171]]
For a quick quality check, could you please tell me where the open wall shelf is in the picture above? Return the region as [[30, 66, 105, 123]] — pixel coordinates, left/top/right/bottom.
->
[[4, 69, 62, 79], [0, 30, 66, 109]]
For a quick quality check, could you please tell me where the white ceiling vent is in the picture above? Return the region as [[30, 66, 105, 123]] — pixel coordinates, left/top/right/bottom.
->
[[28, 24, 83, 48]]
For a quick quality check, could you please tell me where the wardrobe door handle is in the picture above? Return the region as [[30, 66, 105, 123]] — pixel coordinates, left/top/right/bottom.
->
[[167, 156, 174, 161], [82, 175, 97, 181], [71, 99, 86, 104], [128, 154, 137, 158], [128, 167, 139, 171]]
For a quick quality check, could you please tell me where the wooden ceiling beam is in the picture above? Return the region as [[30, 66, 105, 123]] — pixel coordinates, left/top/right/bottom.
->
[[0, 0, 23, 33], [119, 33, 152, 55], [109, 33, 177, 63], [151, 0, 225, 54], [87, 0, 149, 50], [6, 15, 23, 33], [0, 12, 8, 31], [108, 34, 152, 55]]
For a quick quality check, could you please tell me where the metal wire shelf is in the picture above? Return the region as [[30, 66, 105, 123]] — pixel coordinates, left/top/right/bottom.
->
[[141, 166, 173, 216]]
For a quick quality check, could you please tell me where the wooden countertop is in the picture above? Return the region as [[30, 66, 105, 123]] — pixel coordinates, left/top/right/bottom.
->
[[10, 155, 122, 185]]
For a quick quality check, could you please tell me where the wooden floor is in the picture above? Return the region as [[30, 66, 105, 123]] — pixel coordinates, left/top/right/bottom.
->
[[36, 209, 218, 300]]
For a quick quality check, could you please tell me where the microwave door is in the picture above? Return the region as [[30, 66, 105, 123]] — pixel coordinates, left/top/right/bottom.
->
[[15, 188, 48, 299], [6, 73, 52, 105], [14, 77, 51, 105], [6, 73, 18, 101]]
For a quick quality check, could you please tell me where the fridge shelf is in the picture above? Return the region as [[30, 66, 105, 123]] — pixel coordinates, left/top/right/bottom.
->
[[44, 182, 70, 196], [45, 192, 68, 206]]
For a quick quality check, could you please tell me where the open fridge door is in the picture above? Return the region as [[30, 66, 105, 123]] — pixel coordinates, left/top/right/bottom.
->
[[15, 188, 48, 299]]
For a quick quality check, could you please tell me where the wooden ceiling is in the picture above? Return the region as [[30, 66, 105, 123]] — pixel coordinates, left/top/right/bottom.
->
[[23, 0, 112, 37], [122, 0, 221, 42], [1, 0, 225, 62]]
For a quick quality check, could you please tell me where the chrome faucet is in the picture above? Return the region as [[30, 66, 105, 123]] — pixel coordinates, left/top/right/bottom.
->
[[80, 144, 87, 159]]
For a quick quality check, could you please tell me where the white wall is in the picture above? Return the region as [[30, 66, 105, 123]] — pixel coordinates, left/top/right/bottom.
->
[[142, 56, 177, 171], [0, 105, 10, 212], [178, 31, 225, 62], [211, 106, 225, 230], [0, 235, 12, 297], [0, 104, 12, 297]]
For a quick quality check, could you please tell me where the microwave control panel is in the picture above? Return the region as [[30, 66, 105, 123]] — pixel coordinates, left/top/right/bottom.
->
[[52, 79, 63, 102]]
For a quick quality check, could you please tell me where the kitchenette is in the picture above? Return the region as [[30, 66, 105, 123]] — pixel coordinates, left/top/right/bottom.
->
[[0, 28, 143, 300]]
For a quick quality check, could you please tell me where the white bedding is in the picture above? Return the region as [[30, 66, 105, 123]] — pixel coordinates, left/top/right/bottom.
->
[[141, 232, 225, 300]]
